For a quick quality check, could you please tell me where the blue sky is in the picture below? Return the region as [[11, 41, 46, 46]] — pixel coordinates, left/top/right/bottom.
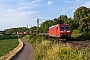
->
[[0, 0, 90, 30]]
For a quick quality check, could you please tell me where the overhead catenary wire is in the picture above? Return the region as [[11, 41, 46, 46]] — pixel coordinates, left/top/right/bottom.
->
[[60, 0, 90, 24], [64, 0, 90, 14], [58, 0, 75, 15], [46, 0, 75, 20], [38, 0, 90, 24]]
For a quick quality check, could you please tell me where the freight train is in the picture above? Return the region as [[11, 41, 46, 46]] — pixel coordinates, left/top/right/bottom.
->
[[48, 24, 71, 38]]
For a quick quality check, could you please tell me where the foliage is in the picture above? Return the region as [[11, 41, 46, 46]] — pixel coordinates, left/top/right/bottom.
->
[[0, 36, 18, 57], [40, 20, 54, 33], [4, 27, 30, 35], [77, 31, 90, 40], [30, 26, 37, 34], [23, 35, 90, 60], [57, 15, 68, 24], [71, 29, 81, 38], [74, 6, 90, 32]]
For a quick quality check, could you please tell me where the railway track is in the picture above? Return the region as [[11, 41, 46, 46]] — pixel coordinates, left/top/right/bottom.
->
[[43, 34, 90, 48], [66, 39, 90, 48]]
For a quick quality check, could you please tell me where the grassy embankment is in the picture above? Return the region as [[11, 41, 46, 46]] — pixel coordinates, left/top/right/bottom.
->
[[71, 30, 90, 40], [0, 35, 19, 57], [23, 33, 90, 60]]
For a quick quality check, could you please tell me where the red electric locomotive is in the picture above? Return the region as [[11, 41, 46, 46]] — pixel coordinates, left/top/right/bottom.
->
[[48, 24, 71, 38]]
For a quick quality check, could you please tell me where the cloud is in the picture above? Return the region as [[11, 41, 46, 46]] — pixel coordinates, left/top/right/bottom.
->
[[0, 0, 41, 30], [0, 8, 37, 30], [0, 9, 35, 24], [5, 8, 36, 18], [17, 0, 42, 10], [47, 1, 53, 5]]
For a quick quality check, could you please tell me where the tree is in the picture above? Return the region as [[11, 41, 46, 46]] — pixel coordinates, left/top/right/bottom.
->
[[4, 27, 30, 35], [40, 20, 54, 33], [58, 15, 68, 24], [74, 6, 90, 32], [53, 18, 63, 25], [30, 26, 37, 33]]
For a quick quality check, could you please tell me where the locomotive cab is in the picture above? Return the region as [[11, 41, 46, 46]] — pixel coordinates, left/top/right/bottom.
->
[[60, 25, 71, 38]]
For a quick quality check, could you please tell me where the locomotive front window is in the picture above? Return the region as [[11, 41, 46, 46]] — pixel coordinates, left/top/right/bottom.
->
[[60, 26, 69, 31], [65, 26, 69, 30], [60, 26, 64, 31]]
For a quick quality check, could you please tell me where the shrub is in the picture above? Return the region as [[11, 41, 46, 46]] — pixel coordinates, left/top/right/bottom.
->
[[77, 31, 90, 40], [71, 29, 81, 38]]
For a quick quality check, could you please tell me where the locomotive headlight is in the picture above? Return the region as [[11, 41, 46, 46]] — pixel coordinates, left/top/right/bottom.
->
[[67, 31, 70, 32]]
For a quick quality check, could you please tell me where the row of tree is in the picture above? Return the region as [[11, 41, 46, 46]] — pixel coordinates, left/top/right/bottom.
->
[[3, 27, 30, 35], [40, 6, 90, 33], [3, 6, 90, 35]]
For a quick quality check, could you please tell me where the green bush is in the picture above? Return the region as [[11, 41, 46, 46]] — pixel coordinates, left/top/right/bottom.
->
[[77, 31, 90, 40], [29, 33, 36, 39], [71, 29, 82, 38]]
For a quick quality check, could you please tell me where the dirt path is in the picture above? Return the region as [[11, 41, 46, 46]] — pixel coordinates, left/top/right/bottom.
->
[[12, 38, 34, 60]]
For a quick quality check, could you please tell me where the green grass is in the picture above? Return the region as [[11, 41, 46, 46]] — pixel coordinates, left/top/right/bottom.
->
[[23, 34, 90, 60], [0, 35, 19, 57]]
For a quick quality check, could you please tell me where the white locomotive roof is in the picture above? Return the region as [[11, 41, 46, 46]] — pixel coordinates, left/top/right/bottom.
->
[[49, 25, 56, 28]]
